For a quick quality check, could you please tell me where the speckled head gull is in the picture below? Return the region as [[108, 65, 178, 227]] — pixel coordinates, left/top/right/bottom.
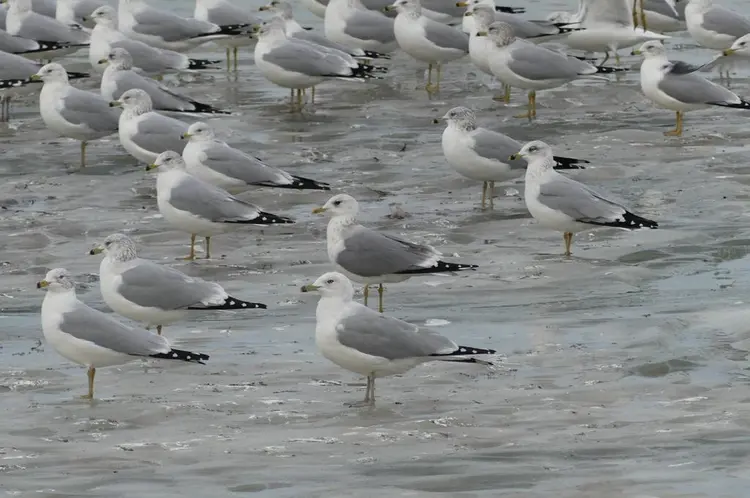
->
[[37, 266, 209, 399], [300, 270, 496, 406]]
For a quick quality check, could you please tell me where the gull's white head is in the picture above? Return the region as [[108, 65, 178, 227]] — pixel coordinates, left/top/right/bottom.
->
[[148, 151, 186, 172], [37, 268, 75, 293], [313, 194, 359, 218], [302, 272, 355, 300], [687, 0, 712, 11], [182, 121, 215, 142], [90, 233, 138, 261], [259, 0, 294, 18], [512, 140, 554, 169], [90, 5, 117, 26], [31, 63, 69, 84], [101, 47, 133, 69], [441, 106, 477, 130], [725, 34, 750, 56], [111, 88, 153, 113], [466, 4, 494, 28], [257, 16, 287, 38], [484, 21, 515, 47], [388, 0, 420, 15], [7, 0, 32, 13], [634, 40, 667, 59]]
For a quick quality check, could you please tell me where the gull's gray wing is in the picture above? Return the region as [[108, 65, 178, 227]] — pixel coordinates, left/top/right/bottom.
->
[[58, 88, 119, 133], [469, 127, 525, 169], [131, 113, 188, 154], [130, 7, 217, 41], [337, 307, 457, 360], [538, 174, 627, 223], [203, 3, 260, 25], [110, 39, 185, 72], [59, 302, 169, 356], [262, 41, 350, 76], [658, 69, 740, 105], [291, 29, 355, 54], [116, 260, 225, 310], [15, 12, 90, 44], [32, 0, 57, 17], [108, 69, 195, 111], [0, 30, 44, 54], [424, 22, 469, 52], [421, 0, 464, 17], [196, 142, 293, 186], [167, 174, 264, 222], [344, 10, 395, 44], [643, 0, 679, 19], [508, 43, 580, 80], [361, 0, 391, 11], [0, 49, 39, 78], [500, 15, 560, 38], [701, 6, 750, 37], [335, 225, 439, 277]]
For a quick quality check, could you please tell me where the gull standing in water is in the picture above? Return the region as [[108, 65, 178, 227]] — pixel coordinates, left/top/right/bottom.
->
[[194, 0, 260, 70], [38, 268, 209, 400], [511, 140, 658, 256], [484, 22, 622, 119], [6, 0, 90, 46], [313, 194, 477, 312], [633, 40, 750, 136], [439, 106, 588, 209], [301, 272, 495, 406], [147, 151, 295, 260], [387, 0, 468, 92], [31, 63, 119, 168], [324, 0, 398, 56], [90, 233, 267, 336]]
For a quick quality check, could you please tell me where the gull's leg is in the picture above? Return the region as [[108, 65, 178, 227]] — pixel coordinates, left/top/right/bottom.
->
[[80, 141, 87, 168], [204, 236, 211, 259], [378, 283, 384, 313], [311, 85, 316, 104], [81, 367, 95, 399], [489, 181, 495, 209], [425, 63, 434, 91], [226, 48, 231, 70], [156, 325, 163, 336], [481, 181, 487, 209], [632, 0, 639, 27], [179, 234, 197, 260], [363, 285, 369, 306], [233, 47, 239, 70], [664, 111, 683, 136], [639, 0, 647, 31], [614, 51, 621, 66], [363, 375, 372, 403], [530, 91, 537, 119], [563, 232, 573, 257], [503, 83, 511, 103], [435, 64, 442, 92], [369, 375, 376, 405], [514, 91, 534, 119], [290, 88, 294, 105]]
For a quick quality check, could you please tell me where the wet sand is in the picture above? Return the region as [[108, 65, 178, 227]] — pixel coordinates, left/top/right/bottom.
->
[[3, 0, 750, 496]]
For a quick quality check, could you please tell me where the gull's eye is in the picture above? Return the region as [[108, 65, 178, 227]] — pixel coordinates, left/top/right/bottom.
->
[[528, 146, 537, 153], [326, 279, 335, 284], [333, 200, 342, 206]]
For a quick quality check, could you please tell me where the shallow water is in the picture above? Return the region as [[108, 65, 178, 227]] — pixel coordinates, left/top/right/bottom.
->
[[3, 0, 750, 496]]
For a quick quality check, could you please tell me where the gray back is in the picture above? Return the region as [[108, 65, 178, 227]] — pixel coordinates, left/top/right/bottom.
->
[[658, 69, 738, 105], [131, 7, 215, 41], [538, 174, 625, 223], [59, 88, 120, 134], [508, 43, 580, 81], [167, 174, 260, 222], [345, 10, 396, 44], [263, 41, 348, 77], [131, 112, 189, 154], [471, 127, 525, 169], [424, 21, 469, 52], [702, 6, 750, 38]]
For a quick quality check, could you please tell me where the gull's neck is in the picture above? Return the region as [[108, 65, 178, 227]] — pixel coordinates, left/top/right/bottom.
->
[[122, 104, 151, 119], [315, 297, 350, 338], [42, 288, 78, 310], [524, 156, 556, 182], [401, 7, 421, 20], [107, 247, 137, 264], [449, 119, 476, 133]]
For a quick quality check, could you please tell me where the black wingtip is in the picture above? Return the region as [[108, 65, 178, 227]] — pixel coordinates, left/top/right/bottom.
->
[[226, 211, 295, 225], [589, 211, 658, 230], [151, 348, 209, 364], [191, 295, 268, 311], [716, 99, 750, 110], [556, 26, 586, 34], [0, 78, 29, 89], [215, 23, 253, 36], [553, 155, 589, 170], [431, 345, 496, 364], [188, 58, 221, 70], [183, 100, 231, 114], [288, 175, 331, 191], [67, 71, 90, 79], [595, 65, 628, 74], [362, 50, 390, 59], [495, 5, 525, 13], [397, 261, 478, 275]]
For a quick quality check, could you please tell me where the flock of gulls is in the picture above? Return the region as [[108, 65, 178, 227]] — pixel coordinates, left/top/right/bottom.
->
[[4, 0, 750, 405]]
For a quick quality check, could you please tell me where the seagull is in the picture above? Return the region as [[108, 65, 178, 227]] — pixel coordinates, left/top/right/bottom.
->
[[6, 0, 90, 46], [38, 267, 209, 400], [181, 121, 330, 192], [633, 40, 750, 136], [301, 271, 495, 406], [90, 233, 267, 336], [324, 0, 398, 56], [31, 63, 119, 168], [511, 140, 658, 256], [313, 193, 477, 312], [146, 151, 296, 260], [194, 0, 260, 70], [439, 106, 588, 209], [56, 0, 108, 28]]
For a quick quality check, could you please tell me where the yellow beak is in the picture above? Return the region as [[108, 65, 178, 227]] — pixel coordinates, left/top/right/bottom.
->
[[476, 31, 487, 36], [509, 153, 523, 160], [258, 4, 271, 10], [456, 1, 468, 5], [723, 48, 736, 56], [98, 58, 108, 64], [36, 280, 49, 289], [30, 74, 41, 81], [181, 132, 191, 139], [383, 5, 393, 11], [463, 11, 473, 16], [312, 207, 327, 214], [109, 101, 122, 108], [631, 49, 642, 55], [89, 246, 104, 255], [146, 163, 159, 171], [301, 284, 320, 292]]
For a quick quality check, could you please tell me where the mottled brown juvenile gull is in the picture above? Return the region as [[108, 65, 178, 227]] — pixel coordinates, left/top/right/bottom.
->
[[313, 194, 477, 312], [511, 140, 658, 256], [147, 151, 295, 260], [38, 268, 208, 400], [90, 233, 267, 336], [301, 272, 495, 406]]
